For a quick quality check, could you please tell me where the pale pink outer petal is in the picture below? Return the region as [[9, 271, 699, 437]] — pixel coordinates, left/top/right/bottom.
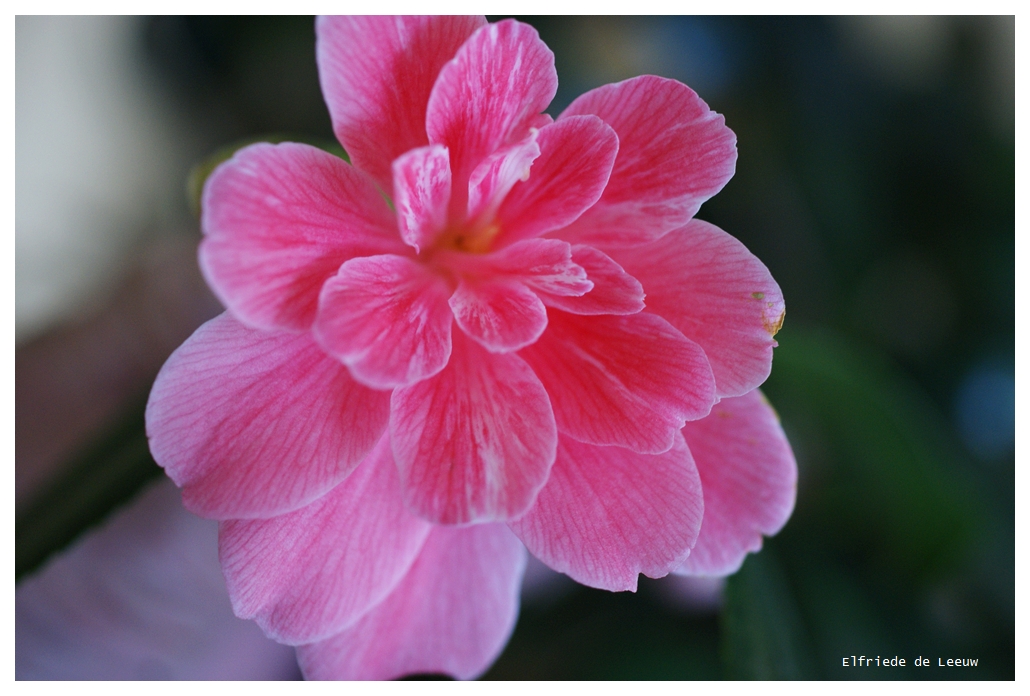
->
[[392, 144, 452, 253], [539, 245, 644, 315], [510, 433, 703, 592], [449, 278, 548, 353], [316, 15, 487, 192], [611, 219, 785, 398], [495, 115, 619, 246], [466, 132, 541, 227], [313, 255, 454, 389], [426, 19, 557, 220], [390, 331, 557, 524], [675, 389, 797, 576], [145, 313, 390, 520], [200, 142, 404, 332], [555, 75, 737, 248], [219, 435, 432, 645], [297, 524, 526, 681], [518, 311, 716, 454]]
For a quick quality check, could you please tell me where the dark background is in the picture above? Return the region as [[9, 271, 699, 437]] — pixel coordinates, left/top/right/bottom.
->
[[18, 16, 1014, 679]]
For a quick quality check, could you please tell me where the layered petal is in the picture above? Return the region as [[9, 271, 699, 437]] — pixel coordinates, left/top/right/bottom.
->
[[510, 433, 703, 592], [519, 311, 716, 454], [200, 142, 403, 332], [391, 331, 557, 524], [393, 144, 451, 253], [449, 278, 548, 352], [297, 524, 525, 681], [466, 132, 540, 230], [426, 19, 557, 220], [611, 220, 785, 398], [219, 436, 432, 645], [538, 245, 644, 316], [495, 115, 619, 246], [676, 390, 797, 576], [440, 238, 592, 298], [314, 255, 454, 389], [316, 15, 486, 192], [145, 313, 390, 519], [556, 75, 737, 247]]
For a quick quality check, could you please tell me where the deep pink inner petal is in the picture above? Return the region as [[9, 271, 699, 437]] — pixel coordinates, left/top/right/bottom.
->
[[519, 310, 716, 454], [390, 330, 557, 524], [496, 115, 619, 246], [537, 245, 644, 316], [392, 144, 452, 253], [314, 254, 454, 390], [466, 132, 541, 230], [426, 19, 557, 222], [450, 278, 549, 353], [436, 239, 592, 298]]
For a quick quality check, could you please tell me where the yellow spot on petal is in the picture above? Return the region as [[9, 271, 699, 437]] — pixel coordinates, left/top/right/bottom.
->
[[752, 292, 765, 300], [763, 308, 785, 337]]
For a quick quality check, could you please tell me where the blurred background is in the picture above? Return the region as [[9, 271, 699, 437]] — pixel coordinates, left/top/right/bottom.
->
[[16, 16, 1014, 679]]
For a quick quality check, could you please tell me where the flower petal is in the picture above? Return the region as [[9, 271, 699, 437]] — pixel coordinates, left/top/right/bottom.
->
[[539, 245, 644, 316], [200, 142, 403, 332], [675, 389, 797, 576], [219, 435, 432, 645], [556, 76, 737, 247], [611, 220, 785, 398], [426, 19, 557, 220], [437, 240, 593, 353], [519, 311, 716, 454], [496, 115, 619, 246], [391, 330, 557, 524], [509, 433, 703, 592], [450, 278, 548, 353], [466, 131, 541, 228], [145, 313, 390, 519], [297, 524, 525, 681], [314, 255, 454, 389], [439, 238, 593, 298], [316, 15, 486, 192], [392, 144, 452, 253]]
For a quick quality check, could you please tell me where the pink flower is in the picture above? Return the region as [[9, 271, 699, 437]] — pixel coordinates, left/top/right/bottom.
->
[[145, 16, 796, 680]]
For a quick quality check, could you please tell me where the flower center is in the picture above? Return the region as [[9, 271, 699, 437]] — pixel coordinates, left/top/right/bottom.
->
[[435, 223, 502, 255]]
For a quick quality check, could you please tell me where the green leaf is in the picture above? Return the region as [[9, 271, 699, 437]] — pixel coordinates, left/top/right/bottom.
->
[[721, 545, 818, 679]]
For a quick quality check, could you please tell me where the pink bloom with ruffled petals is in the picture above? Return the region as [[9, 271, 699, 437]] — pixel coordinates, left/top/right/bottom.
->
[[146, 16, 796, 680]]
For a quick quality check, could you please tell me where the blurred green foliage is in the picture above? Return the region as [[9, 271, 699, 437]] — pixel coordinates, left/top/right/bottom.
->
[[721, 546, 817, 680]]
